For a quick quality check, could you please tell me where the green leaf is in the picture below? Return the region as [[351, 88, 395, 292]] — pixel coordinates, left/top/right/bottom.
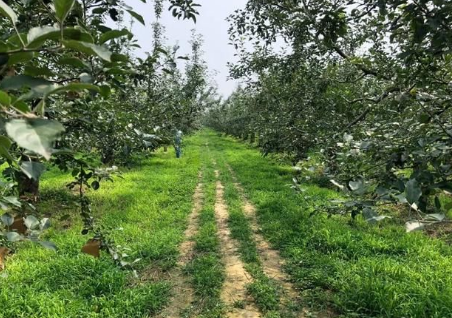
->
[[92, 7, 107, 14], [3, 196, 21, 207], [20, 161, 46, 180], [26, 26, 60, 48], [405, 179, 422, 205], [48, 83, 100, 95], [24, 215, 39, 229], [7, 52, 34, 66], [40, 218, 51, 230], [63, 28, 94, 43], [5, 119, 65, 160], [0, 53, 9, 65], [39, 241, 58, 251], [57, 57, 90, 69], [349, 179, 366, 195], [99, 85, 111, 98], [0, 135, 13, 161], [24, 66, 55, 77], [111, 53, 129, 62], [126, 10, 145, 25], [362, 207, 377, 219], [34, 99, 45, 116], [1, 213, 13, 226], [155, 47, 168, 55], [0, 75, 52, 91], [53, 0, 75, 23], [9, 81, 98, 101], [0, 0, 18, 24], [27, 27, 94, 49], [435, 196, 441, 210], [418, 113, 430, 124], [18, 83, 59, 100], [6, 232, 22, 242], [63, 40, 112, 61], [91, 180, 100, 190], [12, 100, 30, 113], [79, 73, 93, 83], [100, 29, 131, 44], [4, 33, 26, 51], [366, 215, 391, 224], [405, 220, 425, 232], [349, 180, 362, 191], [0, 91, 10, 106], [425, 213, 445, 222]]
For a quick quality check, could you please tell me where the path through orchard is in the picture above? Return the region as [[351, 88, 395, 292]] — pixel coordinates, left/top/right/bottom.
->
[[155, 130, 452, 318], [155, 132, 313, 318]]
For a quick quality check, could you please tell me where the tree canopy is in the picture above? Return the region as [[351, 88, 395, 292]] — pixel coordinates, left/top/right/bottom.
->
[[205, 0, 452, 228]]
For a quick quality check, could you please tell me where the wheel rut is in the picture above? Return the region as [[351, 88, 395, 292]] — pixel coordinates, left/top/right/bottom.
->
[[227, 165, 305, 315], [155, 172, 204, 318], [214, 169, 261, 318]]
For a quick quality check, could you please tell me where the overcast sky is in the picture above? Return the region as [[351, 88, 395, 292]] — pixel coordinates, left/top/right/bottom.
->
[[125, 0, 247, 98]]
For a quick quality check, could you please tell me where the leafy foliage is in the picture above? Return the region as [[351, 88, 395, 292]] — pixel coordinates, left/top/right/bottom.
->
[[205, 0, 452, 228], [0, 0, 214, 265]]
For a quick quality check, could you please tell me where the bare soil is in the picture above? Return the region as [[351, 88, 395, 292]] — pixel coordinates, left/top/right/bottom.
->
[[155, 172, 204, 318], [215, 170, 261, 318]]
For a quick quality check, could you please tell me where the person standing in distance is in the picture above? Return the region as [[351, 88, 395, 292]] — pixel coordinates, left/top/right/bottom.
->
[[175, 130, 183, 158]]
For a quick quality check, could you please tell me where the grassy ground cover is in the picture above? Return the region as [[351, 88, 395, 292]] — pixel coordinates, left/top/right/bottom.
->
[[198, 129, 452, 318], [3, 129, 452, 318], [184, 144, 225, 318], [209, 146, 283, 317], [0, 141, 201, 318]]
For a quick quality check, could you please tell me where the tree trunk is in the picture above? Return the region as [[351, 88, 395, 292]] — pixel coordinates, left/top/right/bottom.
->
[[250, 132, 256, 144], [16, 171, 39, 201]]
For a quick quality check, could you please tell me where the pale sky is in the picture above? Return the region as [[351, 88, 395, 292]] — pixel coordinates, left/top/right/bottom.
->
[[124, 0, 247, 98]]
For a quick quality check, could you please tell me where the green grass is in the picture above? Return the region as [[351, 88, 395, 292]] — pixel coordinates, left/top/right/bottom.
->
[[199, 129, 452, 318], [183, 140, 225, 318], [210, 152, 284, 317], [3, 129, 452, 318], [0, 139, 202, 318]]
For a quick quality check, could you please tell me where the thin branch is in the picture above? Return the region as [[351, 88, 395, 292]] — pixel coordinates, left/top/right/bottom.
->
[[417, 100, 452, 139], [330, 44, 390, 80], [5, 46, 62, 54], [343, 86, 402, 130], [335, 73, 366, 84]]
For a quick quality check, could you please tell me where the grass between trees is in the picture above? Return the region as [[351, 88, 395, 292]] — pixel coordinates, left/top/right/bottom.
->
[[0, 142, 201, 318], [184, 150, 224, 317], [2, 129, 452, 318], [208, 129, 452, 318]]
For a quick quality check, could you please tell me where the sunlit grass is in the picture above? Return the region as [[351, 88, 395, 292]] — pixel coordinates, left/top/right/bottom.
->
[[0, 140, 202, 318], [183, 139, 225, 318], [3, 130, 452, 318], [201, 129, 452, 318]]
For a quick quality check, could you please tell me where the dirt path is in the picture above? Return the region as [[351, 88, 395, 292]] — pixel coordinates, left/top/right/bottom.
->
[[226, 165, 303, 311], [156, 172, 204, 318], [214, 170, 261, 318]]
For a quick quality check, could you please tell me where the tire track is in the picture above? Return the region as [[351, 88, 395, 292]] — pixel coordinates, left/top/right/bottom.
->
[[226, 165, 303, 313], [214, 169, 261, 318], [156, 172, 204, 318]]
